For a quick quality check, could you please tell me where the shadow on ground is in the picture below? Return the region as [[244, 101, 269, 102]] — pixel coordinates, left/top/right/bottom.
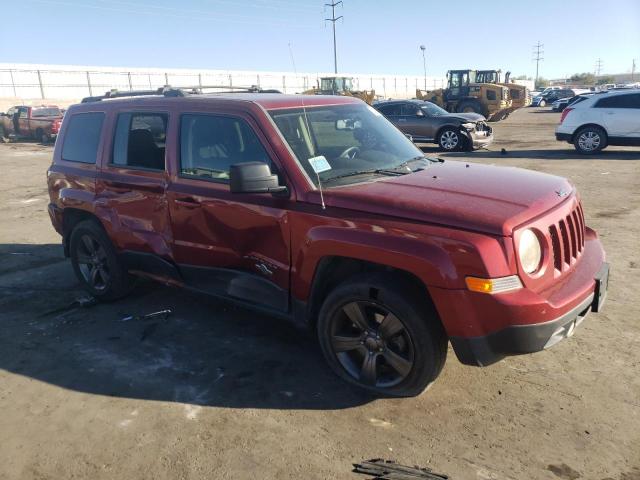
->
[[420, 146, 640, 161], [0, 244, 374, 410]]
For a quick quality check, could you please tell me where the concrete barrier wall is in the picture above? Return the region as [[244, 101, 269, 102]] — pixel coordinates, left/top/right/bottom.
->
[[0, 63, 447, 103]]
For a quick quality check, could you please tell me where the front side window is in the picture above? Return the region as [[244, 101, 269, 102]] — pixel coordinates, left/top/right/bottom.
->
[[32, 107, 62, 117], [61, 112, 105, 164], [486, 90, 497, 101], [400, 103, 418, 116], [112, 112, 167, 170], [377, 104, 401, 116], [270, 104, 424, 187], [180, 114, 271, 181]]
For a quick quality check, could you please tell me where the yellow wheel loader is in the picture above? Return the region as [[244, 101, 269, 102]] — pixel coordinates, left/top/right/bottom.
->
[[476, 70, 530, 109], [303, 76, 376, 105], [415, 70, 513, 122]]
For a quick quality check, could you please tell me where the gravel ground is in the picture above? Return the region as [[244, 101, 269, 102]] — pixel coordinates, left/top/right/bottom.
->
[[0, 107, 638, 480]]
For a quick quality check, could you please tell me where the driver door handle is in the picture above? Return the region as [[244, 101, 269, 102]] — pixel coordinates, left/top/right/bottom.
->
[[175, 196, 201, 208]]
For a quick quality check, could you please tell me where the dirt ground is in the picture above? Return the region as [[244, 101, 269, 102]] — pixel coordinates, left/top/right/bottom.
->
[[0, 107, 639, 480]]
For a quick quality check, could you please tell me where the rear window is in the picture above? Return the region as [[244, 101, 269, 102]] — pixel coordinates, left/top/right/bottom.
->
[[32, 107, 61, 117], [61, 112, 105, 164], [595, 94, 637, 108]]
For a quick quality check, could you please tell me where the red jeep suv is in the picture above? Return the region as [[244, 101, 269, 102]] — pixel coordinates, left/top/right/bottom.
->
[[47, 88, 609, 396]]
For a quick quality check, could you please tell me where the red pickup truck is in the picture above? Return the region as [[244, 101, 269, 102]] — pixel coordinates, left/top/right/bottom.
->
[[0, 105, 63, 143]]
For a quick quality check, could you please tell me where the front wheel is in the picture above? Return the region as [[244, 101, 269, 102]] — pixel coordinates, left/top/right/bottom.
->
[[0, 125, 8, 143], [539, 100, 546, 107], [317, 274, 447, 397], [437, 128, 463, 151], [69, 220, 133, 301], [574, 126, 607, 154]]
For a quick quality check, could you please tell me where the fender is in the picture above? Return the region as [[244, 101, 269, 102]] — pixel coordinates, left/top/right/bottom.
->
[[291, 223, 515, 302]]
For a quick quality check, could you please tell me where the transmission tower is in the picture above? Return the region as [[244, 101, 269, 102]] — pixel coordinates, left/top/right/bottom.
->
[[325, 1, 343, 74], [532, 41, 544, 84], [595, 58, 604, 77]]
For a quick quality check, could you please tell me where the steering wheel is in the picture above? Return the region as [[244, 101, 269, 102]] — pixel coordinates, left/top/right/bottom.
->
[[339, 146, 360, 160]]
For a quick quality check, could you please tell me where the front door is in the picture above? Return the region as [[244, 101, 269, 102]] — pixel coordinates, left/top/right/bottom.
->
[[397, 103, 433, 141], [167, 111, 292, 313]]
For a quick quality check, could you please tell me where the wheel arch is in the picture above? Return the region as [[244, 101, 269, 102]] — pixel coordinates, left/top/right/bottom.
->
[[61, 208, 105, 257], [571, 123, 609, 143], [305, 256, 439, 331]]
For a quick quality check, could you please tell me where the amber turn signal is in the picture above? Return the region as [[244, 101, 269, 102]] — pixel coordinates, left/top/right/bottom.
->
[[465, 275, 523, 294]]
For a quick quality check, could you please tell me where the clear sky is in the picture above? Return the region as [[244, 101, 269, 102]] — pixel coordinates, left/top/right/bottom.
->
[[2, 0, 639, 79]]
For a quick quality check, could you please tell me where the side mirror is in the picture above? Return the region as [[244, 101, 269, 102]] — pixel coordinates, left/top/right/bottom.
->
[[404, 134, 414, 142], [415, 109, 425, 117], [229, 162, 287, 195]]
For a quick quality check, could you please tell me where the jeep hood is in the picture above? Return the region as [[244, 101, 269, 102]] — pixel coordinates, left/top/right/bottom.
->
[[322, 160, 574, 236]]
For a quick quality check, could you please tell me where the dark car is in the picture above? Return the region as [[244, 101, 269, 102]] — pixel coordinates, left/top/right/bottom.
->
[[374, 100, 493, 151], [47, 88, 608, 397], [532, 89, 576, 107]]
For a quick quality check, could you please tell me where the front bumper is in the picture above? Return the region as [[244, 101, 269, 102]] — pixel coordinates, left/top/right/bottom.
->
[[450, 262, 608, 366], [431, 231, 607, 366], [464, 128, 494, 149]]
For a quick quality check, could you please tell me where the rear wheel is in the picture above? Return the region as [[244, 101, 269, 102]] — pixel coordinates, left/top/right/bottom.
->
[[69, 220, 133, 301], [573, 125, 607, 155], [456, 99, 484, 116], [437, 128, 462, 151], [317, 273, 447, 397]]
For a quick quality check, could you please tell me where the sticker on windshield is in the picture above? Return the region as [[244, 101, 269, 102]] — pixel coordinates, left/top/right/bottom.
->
[[308, 155, 332, 174]]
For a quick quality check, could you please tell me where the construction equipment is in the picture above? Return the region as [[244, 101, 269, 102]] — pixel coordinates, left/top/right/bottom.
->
[[476, 70, 531, 108], [303, 76, 376, 104], [416, 70, 513, 122]]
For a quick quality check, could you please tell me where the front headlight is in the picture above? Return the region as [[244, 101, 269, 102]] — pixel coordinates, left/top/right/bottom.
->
[[461, 122, 476, 130], [518, 229, 542, 274]]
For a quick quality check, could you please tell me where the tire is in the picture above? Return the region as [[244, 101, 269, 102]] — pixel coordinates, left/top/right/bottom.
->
[[0, 125, 8, 143], [456, 100, 484, 115], [40, 131, 50, 144], [539, 100, 546, 107], [317, 273, 447, 397], [437, 127, 463, 151], [573, 125, 607, 155], [69, 220, 133, 301]]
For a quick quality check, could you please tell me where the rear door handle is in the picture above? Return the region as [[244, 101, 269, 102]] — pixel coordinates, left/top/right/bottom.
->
[[175, 196, 201, 208]]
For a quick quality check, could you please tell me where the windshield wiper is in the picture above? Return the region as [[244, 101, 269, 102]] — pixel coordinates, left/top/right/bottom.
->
[[323, 168, 406, 183]]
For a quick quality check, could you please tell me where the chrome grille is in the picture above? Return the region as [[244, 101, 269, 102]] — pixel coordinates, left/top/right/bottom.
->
[[549, 202, 586, 272]]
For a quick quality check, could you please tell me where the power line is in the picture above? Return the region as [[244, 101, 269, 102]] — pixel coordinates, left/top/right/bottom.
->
[[595, 58, 603, 77], [325, 1, 343, 74], [532, 41, 544, 84]]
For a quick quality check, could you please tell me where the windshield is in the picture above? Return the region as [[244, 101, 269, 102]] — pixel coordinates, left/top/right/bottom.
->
[[269, 104, 425, 187], [420, 102, 448, 116], [31, 107, 61, 117], [320, 77, 352, 92]]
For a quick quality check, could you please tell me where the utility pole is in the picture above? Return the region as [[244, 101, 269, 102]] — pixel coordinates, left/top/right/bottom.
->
[[595, 58, 603, 77], [632, 59, 636, 82], [532, 41, 544, 85], [325, 1, 343, 74], [420, 45, 427, 90]]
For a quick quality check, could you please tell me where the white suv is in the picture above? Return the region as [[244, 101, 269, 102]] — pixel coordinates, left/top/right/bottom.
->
[[555, 90, 640, 154]]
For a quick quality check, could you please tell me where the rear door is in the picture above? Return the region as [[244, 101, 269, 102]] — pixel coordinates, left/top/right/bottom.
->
[[166, 109, 292, 313], [96, 110, 174, 271], [595, 93, 640, 137]]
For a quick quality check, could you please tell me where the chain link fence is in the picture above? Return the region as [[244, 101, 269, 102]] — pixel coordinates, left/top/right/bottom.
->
[[0, 65, 446, 101]]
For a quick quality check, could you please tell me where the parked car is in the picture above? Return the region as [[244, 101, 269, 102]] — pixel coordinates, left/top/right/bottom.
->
[[556, 90, 640, 154], [47, 88, 609, 397], [374, 99, 493, 151], [0, 105, 64, 143], [552, 93, 594, 112], [531, 89, 576, 107]]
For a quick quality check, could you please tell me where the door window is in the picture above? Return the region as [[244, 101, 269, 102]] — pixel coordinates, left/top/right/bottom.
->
[[400, 103, 418, 116], [112, 112, 167, 170], [377, 104, 401, 116], [596, 94, 640, 109], [179, 114, 271, 181]]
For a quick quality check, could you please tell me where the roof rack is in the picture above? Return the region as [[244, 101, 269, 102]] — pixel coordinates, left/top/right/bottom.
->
[[81, 85, 281, 103]]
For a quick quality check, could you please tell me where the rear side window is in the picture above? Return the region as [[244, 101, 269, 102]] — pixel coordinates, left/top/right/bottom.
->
[[112, 112, 167, 170], [180, 114, 271, 181], [595, 94, 637, 108], [61, 112, 105, 164]]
